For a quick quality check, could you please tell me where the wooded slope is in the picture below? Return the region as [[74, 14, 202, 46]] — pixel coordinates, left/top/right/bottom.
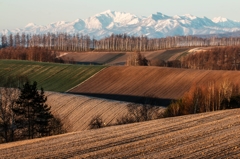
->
[[1, 109, 240, 158], [69, 66, 240, 105]]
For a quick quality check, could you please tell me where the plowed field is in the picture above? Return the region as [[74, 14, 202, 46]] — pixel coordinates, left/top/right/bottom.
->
[[69, 66, 240, 105], [46, 92, 130, 132], [1, 109, 240, 158], [60, 48, 189, 65]]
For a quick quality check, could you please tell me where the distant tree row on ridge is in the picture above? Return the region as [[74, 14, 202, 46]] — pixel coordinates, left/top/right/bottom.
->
[[163, 46, 240, 70], [1, 33, 240, 52]]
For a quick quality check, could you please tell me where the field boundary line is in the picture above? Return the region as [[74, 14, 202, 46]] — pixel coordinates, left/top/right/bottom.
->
[[65, 67, 108, 92]]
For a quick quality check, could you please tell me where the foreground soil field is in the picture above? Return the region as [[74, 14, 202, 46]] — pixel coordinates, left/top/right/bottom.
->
[[46, 92, 130, 132], [60, 48, 189, 65], [1, 108, 240, 158], [0, 60, 105, 92], [69, 66, 240, 105]]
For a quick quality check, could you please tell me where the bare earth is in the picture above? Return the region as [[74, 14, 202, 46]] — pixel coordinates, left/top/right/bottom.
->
[[1, 108, 240, 158], [60, 49, 190, 65], [45, 92, 130, 132], [69, 66, 240, 105]]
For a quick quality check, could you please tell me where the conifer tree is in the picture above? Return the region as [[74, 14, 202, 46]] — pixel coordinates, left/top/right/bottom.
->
[[13, 81, 53, 139]]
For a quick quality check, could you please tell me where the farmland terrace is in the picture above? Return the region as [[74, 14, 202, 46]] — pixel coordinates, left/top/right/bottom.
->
[[69, 66, 240, 106], [1, 108, 240, 158], [60, 48, 189, 65]]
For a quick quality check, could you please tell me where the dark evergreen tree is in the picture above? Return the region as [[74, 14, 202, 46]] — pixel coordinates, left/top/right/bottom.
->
[[13, 81, 53, 139], [34, 88, 53, 137]]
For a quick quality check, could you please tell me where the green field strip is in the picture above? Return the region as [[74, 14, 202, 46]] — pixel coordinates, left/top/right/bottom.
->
[[0, 60, 105, 92]]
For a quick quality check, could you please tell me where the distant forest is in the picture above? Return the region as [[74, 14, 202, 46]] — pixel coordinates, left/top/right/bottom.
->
[[167, 46, 240, 70], [1, 33, 240, 68], [1, 33, 240, 52]]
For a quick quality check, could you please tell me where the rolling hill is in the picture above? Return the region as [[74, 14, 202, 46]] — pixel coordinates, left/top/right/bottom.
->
[[0, 60, 105, 92], [69, 66, 240, 106], [45, 91, 131, 132], [60, 48, 189, 65], [0, 108, 240, 158]]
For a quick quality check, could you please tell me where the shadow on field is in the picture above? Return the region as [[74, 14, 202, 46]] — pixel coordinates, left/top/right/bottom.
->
[[76, 62, 103, 65], [67, 93, 174, 106]]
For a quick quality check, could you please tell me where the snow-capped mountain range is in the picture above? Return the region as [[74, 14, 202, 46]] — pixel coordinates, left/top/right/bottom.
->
[[2, 10, 240, 39]]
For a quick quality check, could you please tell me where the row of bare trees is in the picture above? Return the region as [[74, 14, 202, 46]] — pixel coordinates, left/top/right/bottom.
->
[[0, 47, 64, 63], [1, 33, 91, 52], [180, 46, 240, 70], [2, 33, 240, 52], [95, 35, 240, 51], [162, 46, 240, 70], [126, 51, 149, 66], [165, 80, 240, 117]]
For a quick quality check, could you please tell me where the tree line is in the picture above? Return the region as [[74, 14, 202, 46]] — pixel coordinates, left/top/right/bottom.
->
[[1, 33, 91, 52], [177, 46, 240, 70], [134, 46, 240, 71], [0, 75, 65, 143], [0, 47, 64, 63], [165, 80, 240, 117], [1, 33, 240, 52]]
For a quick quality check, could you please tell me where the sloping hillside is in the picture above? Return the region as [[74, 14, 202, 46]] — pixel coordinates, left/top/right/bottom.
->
[[0, 60, 105, 92], [46, 92, 130, 132], [1, 109, 240, 158], [69, 66, 240, 105], [60, 48, 189, 65]]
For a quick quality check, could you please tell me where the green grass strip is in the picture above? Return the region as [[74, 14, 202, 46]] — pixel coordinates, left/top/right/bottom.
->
[[0, 60, 106, 92]]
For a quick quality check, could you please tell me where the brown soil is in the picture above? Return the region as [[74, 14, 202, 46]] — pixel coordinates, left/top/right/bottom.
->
[[69, 66, 240, 105], [60, 49, 189, 65], [1, 108, 240, 158], [45, 92, 130, 132]]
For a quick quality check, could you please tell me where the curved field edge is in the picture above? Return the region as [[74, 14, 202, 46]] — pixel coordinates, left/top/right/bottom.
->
[[1, 109, 240, 158], [45, 91, 131, 132], [60, 48, 191, 66], [0, 60, 106, 92], [69, 66, 240, 105]]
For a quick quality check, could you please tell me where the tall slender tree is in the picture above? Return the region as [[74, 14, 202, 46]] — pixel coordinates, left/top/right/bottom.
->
[[13, 81, 53, 139]]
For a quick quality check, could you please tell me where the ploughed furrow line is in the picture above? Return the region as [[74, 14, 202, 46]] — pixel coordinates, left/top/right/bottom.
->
[[69, 66, 240, 105], [154, 48, 189, 61], [0, 60, 106, 92], [45, 92, 130, 132], [1, 109, 240, 158], [80, 110, 240, 158]]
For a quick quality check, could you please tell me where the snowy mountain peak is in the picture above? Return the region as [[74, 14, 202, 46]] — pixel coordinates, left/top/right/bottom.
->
[[150, 12, 170, 21], [183, 14, 197, 20], [212, 17, 228, 23], [1, 11, 240, 39], [25, 23, 37, 28]]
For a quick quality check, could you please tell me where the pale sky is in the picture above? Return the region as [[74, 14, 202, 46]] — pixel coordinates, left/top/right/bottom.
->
[[1, 0, 240, 30]]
